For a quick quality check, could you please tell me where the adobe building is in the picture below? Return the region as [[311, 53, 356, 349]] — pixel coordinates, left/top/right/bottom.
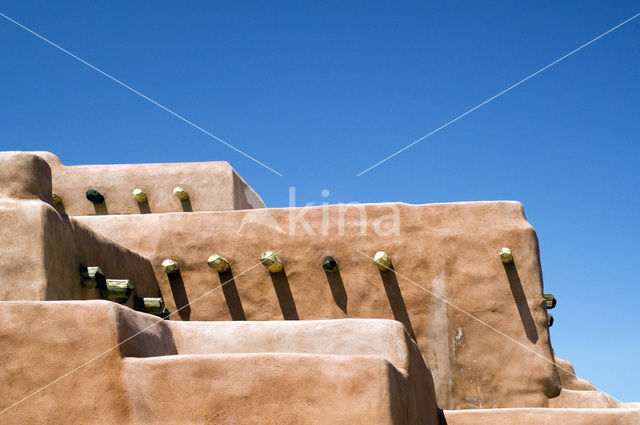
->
[[0, 150, 638, 424]]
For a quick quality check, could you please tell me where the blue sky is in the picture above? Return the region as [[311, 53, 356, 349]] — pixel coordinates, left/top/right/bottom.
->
[[1, 1, 638, 402]]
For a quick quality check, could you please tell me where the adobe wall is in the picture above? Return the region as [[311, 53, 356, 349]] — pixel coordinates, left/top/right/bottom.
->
[[0, 301, 131, 424], [0, 301, 439, 425], [77, 201, 560, 409], [1, 150, 634, 422], [0, 152, 160, 303], [32, 152, 264, 215]]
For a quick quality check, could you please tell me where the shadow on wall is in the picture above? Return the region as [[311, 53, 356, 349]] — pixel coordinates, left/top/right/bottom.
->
[[217, 269, 246, 320], [325, 269, 348, 314], [93, 201, 109, 215], [137, 198, 151, 214], [168, 270, 191, 320], [503, 261, 538, 344], [269, 269, 299, 320], [180, 198, 193, 212], [44, 210, 162, 301], [437, 409, 448, 424], [116, 307, 178, 357], [379, 264, 416, 341]]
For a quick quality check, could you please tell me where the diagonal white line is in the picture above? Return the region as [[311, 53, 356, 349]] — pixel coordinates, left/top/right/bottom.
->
[[0, 11, 283, 177], [356, 249, 623, 403], [357, 11, 640, 176], [0, 253, 279, 416]]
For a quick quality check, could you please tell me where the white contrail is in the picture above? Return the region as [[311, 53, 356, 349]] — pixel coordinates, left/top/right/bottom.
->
[[357, 11, 640, 176], [0, 11, 283, 176]]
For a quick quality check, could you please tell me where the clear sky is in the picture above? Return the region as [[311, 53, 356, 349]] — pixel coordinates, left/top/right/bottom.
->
[[1, 1, 638, 402]]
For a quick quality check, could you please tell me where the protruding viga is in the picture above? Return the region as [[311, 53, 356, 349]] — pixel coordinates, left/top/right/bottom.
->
[[173, 187, 189, 200], [373, 251, 392, 271], [134, 297, 169, 316], [162, 258, 180, 274], [499, 247, 513, 263], [79, 266, 106, 288], [547, 313, 554, 327], [543, 293, 557, 309], [132, 188, 147, 203], [208, 254, 230, 272], [321, 256, 338, 272], [261, 251, 283, 273], [101, 279, 134, 303], [52, 192, 63, 204], [85, 189, 105, 204]]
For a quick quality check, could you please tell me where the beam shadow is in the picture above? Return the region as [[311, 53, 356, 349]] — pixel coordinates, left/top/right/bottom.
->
[[137, 199, 151, 214], [93, 201, 109, 215], [269, 269, 299, 320], [168, 270, 191, 321], [379, 263, 416, 340], [180, 198, 193, 212], [218, 269, 246, 320], [324, 269, 348, 314], [503, 261, 538, 343]]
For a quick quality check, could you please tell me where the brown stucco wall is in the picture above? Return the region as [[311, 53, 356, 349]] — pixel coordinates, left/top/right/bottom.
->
[[0, 152, 160, 302], [0, 301, 438, 425], [77, 201, 560, 409], [31, 151, 264, 215], [0, 150, 634, 423]]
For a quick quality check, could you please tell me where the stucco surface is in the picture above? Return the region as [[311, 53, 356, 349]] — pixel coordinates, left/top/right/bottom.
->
[[0, 153, 160, 302], [0, 301, 438, 425], [555, 356, 598, 391], [0, 202, 160, 303], [0, 150, 636, 423], [0, 301, 131, 425], [0, 151, 52, 202], [31, 151, 264, 215], [124, 354, 410, 425], [78, 201, 559, 409]]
